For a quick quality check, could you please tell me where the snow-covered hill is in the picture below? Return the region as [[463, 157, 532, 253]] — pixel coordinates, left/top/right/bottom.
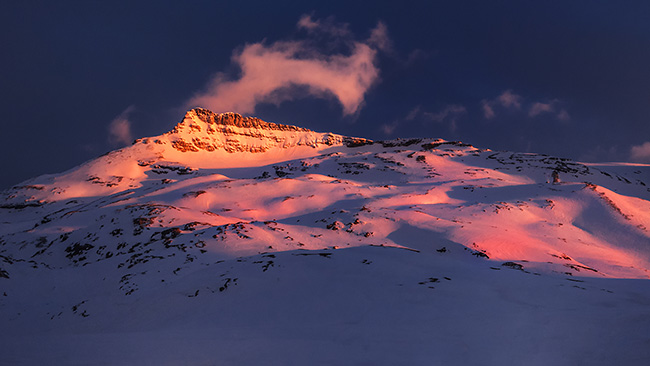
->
[[2, 109, 650, 365]]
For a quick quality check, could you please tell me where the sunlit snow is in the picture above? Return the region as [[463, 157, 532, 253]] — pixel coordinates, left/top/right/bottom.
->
[[1, 109, 649, 365]]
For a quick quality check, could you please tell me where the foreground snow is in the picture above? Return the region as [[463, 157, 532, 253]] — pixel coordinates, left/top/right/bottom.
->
[[1, 109, 649, 365], [4, 245, 650, 365]]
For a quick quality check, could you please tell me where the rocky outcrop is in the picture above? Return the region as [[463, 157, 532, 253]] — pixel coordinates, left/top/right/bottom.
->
[[162, 108, 373, 154], [174, 109, 311, 133]]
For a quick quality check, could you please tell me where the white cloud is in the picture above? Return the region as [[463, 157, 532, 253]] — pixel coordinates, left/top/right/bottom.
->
[[481, 99, 495, 119], [481, 90, 570, 122], [381, 121, 398, 135], [529, 102, 555, 117], [481, 90, 522, 119], [528, 100, 569, 121], [108, 106, 134, 146], [557, 109, 570, 121], [630, 142, 650, 162], [187, 16, 388, 116], [497, 90, 522, 109]]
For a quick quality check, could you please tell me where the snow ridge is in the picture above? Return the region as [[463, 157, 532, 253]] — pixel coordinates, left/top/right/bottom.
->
[[1, 108, 650, 365]]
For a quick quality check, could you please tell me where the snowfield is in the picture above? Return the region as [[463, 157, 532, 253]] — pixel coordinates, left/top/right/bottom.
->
[[1, 109, 649, 365]]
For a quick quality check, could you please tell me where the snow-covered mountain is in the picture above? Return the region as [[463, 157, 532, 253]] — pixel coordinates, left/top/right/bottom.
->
[[2, 109, 650, 365]]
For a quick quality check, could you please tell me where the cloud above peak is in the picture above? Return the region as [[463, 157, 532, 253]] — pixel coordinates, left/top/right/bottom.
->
[[630, 142, 650, 163], [107, 105, 134, 146], [297, 14, 351, 37], [368, 21, 392, 52], [481, 90, 569, 122], [529, 102, 554, 117], [481, 90, 522, 119], [187, 16, 388, 116], [528, 100, 570, 121], [380, 104, 466, 135], [498, 90, 522, 109]]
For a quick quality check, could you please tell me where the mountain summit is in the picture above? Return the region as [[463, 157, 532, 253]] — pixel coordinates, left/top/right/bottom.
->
[[2, 110, 371, 205], [165, 108, 349, 153], [1, 109, 650, 365]]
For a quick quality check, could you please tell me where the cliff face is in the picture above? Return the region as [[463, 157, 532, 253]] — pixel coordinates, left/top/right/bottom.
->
[[160, 108, 364, 154], [178, 108, 311, 132]]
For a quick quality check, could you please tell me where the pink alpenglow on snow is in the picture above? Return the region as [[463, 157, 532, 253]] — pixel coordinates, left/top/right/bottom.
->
[[1, 108, 650, 365]]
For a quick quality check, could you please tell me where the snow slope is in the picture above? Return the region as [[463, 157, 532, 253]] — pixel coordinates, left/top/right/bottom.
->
[[1, 109, 649, 365]]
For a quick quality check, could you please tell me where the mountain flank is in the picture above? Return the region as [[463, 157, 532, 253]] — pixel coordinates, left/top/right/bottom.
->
[[1, 109, 649, 365]]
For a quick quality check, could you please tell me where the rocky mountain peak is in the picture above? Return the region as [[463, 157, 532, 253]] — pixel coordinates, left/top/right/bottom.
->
[[173, 108, 312, 135], [157, 108, 372, 154]]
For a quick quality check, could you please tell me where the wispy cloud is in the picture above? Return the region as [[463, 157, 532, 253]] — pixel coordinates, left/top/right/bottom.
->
[[630, 142, 650, 162], [404, 49, 429, 66], [481, 90, 522, 119], [481, 100, 496, 119], [481, 90, 569, 121], [405, 106, 421, 121], [381, 121, 399, 135], [297, 14, 351, 37], [557, 109, 571, 121], [528, 100, 570, 121], [498, 90, 522, 109], [528, 102, 555, 117], [422, 104, 467, 132], [187, 15, 389, 116], [381, 104, 466, 135], [368, 21, 392, 52], [108, 106, 134, 146]]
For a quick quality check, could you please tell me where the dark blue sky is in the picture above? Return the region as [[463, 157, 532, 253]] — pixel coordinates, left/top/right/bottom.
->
[[2, 1, 650, 188]]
